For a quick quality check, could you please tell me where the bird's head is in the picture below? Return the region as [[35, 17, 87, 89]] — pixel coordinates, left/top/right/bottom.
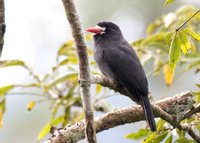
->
[[86, 21, 123, 41]]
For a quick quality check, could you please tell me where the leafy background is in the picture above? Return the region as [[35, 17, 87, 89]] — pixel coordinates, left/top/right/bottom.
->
[[0, 0, 200, 143]]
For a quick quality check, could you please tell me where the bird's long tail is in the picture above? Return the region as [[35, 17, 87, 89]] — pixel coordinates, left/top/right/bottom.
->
[[140, 96, 156, 131]]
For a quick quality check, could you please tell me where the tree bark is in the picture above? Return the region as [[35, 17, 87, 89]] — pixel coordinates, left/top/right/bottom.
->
[[61, 0, 96, 143], [46, 91, 200, 143], [0, 0, 5, 57]]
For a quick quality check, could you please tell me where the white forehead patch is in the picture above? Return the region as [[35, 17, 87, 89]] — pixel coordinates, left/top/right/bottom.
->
[[96, 25, 106, 35]]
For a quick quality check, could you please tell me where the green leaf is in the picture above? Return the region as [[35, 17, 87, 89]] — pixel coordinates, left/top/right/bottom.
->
[[193, 91, 200, 102], [176, 128, 186, 137], [153, 131, 168, 142], [37, 123, 51, 141], [175, 5, 196, 16], [164, 134, 172, 143], [125, 129, 150, 140], [52, 102, 61, 118], [52, 115, 64, 125], [0, 99, 6, 128], [58, 40, 75, 56], [168, 32, 181, 84], [0, 60, 26, 68], [73, 110, 84, 123], [131, 39, 145, 47], [179, 31, 191, 54], [0, 85, 15, 96], [196, 84, 200, 88], [184, 28, 200, 42], [46, 73, 78, 90], [37, 115, 65, 140], [147, 19, 162, 35], [164, 0, 174, 6], [143, 132, 156, 143], [174, 137, 195, 143], [156, 119, 166, 131], [143, 33, 166, 46], [165, 32, 175, 46], [169, 32, 181, 65]]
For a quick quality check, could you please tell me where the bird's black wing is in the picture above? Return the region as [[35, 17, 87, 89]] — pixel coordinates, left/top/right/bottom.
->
[[104, 40, 148, 102]]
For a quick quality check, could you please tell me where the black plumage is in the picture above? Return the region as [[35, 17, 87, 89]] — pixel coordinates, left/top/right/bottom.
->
[[87, 21, 156, 131]]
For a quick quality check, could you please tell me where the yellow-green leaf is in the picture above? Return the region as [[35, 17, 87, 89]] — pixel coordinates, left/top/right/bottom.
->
[[26, 100, 36, 111], [0, 99, 6, 128], [37, 123, 51, 141], [156, 119, 166, 131], [0, 110, 3, 128], [0, 60, 25, 68], [179, 31, 191, 54], [168, 32, 181, 81], [52, 115, 64, 125], [176, 128, 186, 137], [88, 48, 93, 56], [131, 39, 145, 47], [184, 28, 200, 42], [153, 131, 168, 142], [85, 34, 92, 41], [163, 64, 174, 86], [174, 137, 194, 143], [58, 40, 75, 56], [175, 5, 196, 16], [169, 33, 181, 65], [0, 85, 15, 96], [143, 33, 166, 46], [96, 84, 102, 94], [74, 110, 84, 123], [164, 134, 173, 143], [46, 73, 78, 90], [143, 132, 156, 143], [164, 0, 174, 6], [147, 19, 162, 35], [125, 129, 150, 140]]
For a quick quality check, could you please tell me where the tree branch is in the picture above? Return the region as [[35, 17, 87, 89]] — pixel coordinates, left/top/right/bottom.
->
[[91, 75, 131, 97], [46, 91, 200, 143], [91, 75, 200, 142], [61, 0, 96, 142], [0, 0, 5, 57]]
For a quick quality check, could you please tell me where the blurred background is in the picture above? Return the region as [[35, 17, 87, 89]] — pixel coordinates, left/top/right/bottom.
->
[[0, 0, 200, 142]]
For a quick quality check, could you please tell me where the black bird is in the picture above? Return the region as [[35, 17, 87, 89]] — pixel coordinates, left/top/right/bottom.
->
[[86, 21, 156, 131]]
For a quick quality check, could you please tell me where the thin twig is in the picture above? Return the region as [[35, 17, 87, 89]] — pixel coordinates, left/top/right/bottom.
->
[[176, 9, 200, 31], [61, 0, 96, 143]]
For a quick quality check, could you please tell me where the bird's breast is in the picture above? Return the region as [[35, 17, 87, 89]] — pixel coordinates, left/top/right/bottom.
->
[[94, 45, 115, 79]]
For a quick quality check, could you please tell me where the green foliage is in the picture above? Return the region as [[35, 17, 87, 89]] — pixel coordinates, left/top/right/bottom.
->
[[0, 4, 200, 142], [125, 129, 150, 140], [174, 137, 196, 143], [0, 85, 15, 127], [132, 6, 200, 86], [164, 134, 173, 143], [0, 60, 26, 68], [164, 0, 174, 7], [0, 35, 110, 140]]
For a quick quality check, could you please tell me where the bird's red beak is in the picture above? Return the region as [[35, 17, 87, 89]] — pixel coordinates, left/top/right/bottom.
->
[[86, 26, 105, 34]]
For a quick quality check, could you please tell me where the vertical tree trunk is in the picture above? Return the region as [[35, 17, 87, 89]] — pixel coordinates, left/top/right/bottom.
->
[[61, 0, 96, 143], [0, 0, 5, 57]]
